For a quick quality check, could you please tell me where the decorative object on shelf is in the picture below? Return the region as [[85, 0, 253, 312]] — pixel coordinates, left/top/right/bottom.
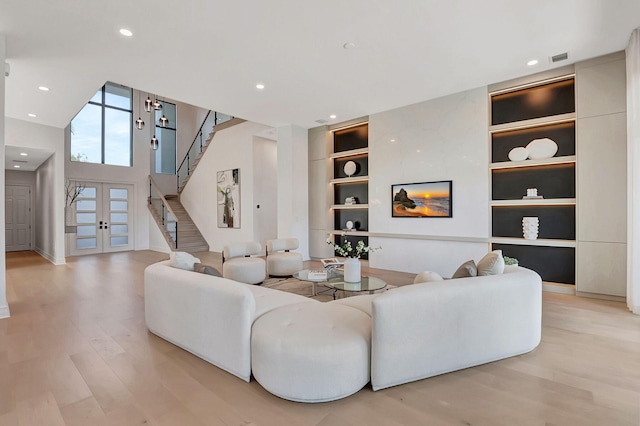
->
[[346, 220, 354, 230], [217, 168, 241, 228], [503, 256, 519, 266], [344, 160, 357, 177], [392, 180, 452, 218], [523, 188, 543, 199], [343, 257, 361, 283], [345, 196, 357, 205], [522, 216, 539, 240], [508, 147, 529, 162], [525, 138, 558, 160]]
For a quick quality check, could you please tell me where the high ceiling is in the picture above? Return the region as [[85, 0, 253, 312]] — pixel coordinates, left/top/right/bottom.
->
[[2, 0, 640, 130]]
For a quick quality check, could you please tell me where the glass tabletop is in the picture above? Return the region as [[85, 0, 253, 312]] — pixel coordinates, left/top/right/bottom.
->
[[326, 276, 387, 293]]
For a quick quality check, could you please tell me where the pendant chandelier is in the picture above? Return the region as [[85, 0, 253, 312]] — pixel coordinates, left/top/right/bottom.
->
[[135, 91, 145, 130], [144, 95, 153, 113], [150, 135, 159, 150]]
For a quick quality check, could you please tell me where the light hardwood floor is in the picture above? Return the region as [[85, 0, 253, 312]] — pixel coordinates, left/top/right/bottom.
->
[[1, 250, 639, 425]]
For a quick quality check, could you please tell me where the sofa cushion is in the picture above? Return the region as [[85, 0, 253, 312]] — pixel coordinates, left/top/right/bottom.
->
[[244, 284, 318, 319], [477, 250, 505, 276], [413, 271, 444, 284], [194, 263, 222, 277], [451, 260, 477, 279], [169, 251, 201, 271], [331, 294, 379, 317]]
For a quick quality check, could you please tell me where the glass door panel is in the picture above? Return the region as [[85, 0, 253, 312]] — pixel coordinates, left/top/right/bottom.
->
[[69, 183, 134, 255]]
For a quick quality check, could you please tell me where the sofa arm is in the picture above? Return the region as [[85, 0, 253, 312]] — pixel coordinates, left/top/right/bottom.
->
[[144, 261, 256, 381], [371, 267, 542, 391]]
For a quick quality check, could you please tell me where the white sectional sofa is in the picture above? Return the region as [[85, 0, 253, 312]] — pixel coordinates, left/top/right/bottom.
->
[[144, 261, 541, 402]]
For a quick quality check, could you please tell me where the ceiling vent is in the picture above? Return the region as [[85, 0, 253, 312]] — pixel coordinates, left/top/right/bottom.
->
[[315, 119, 328, 124], [13, 160, 28, 164], [551, 52, 568, 63]]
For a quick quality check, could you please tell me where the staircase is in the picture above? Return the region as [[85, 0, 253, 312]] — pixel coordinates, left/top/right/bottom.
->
[[149, 111, 245, 253], [148, 177, 209, 253], [177, 112, 245, 193]]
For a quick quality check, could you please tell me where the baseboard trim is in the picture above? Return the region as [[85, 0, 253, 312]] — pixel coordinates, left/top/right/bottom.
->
[[35, 247, 66, 265], [576, 291, 626, 303], [542, 282, 576, 295], [0, 304, 10, 319]]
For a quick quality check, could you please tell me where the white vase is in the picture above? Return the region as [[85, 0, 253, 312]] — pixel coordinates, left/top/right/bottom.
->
[[343, 257, 361, 283], [522, 217, 539, 240]]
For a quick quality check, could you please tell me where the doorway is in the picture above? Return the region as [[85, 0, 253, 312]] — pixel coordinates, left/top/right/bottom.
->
[[69, 182, 134, 255], [5, 185, 32, 252]]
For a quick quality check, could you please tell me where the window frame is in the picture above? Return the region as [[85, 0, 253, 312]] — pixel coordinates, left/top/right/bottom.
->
[[71, 82, 134, 167]]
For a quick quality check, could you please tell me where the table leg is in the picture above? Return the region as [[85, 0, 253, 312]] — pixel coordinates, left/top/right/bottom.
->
[[312, 282, 317, 296]]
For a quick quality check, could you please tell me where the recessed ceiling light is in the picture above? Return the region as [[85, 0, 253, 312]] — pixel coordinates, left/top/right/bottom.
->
[[343, 42, 356, 50], [329, 114, 337, 119], [256, 83, 265, 90], [527, 59, 539, 66], [20, 152, 28, 156], [27, 113, 36, 117], [119, 28, 133, 37], [38, 86, 50, 92], [13, 165, 20, 169], [390, 139, 396, 143]]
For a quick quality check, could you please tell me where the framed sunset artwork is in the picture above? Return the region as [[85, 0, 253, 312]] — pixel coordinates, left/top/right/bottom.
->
[[391, 180, 452, 218]]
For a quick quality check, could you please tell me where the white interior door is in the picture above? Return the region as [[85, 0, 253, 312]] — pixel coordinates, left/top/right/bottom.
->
[[5, 185, 31, 252], [70, 183, 134, 256]]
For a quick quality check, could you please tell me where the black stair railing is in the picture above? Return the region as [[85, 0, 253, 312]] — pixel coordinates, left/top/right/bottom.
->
[[176, 111, 234, 192]]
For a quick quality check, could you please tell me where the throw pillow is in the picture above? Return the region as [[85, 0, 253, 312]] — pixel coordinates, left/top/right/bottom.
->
[[169, 251, 201, 271], [451, 260, 478, 279], [194, 263, 222, 277], [476, 250, 505, 276], [413, 271, 444, 284]]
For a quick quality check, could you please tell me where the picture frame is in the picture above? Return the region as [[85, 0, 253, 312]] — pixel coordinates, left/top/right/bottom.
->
[[391, 180, 452, 218], [217, 168, 240, 228]]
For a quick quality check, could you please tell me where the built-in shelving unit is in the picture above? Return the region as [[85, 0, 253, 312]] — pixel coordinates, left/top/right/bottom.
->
[[489, 75, 577, 285], [330, 122, 369, 258]]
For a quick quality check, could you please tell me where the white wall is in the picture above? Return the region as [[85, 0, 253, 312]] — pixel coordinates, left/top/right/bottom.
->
[[6, 170, 38, 250], [6, 118, 65, 264], [35, 154, 64, 263], [0, 36, 8, 318], [252, 136, 277, 247], [277, 125, 309, 259], [368, 87, 490, 276], [180, 121, 274, 252]]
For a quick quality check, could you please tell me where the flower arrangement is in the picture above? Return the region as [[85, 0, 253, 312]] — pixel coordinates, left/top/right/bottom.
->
[[326, 234, 380, 259]]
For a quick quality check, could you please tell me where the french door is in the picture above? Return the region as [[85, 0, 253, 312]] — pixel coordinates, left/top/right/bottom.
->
[[70, 183, 134, 255]]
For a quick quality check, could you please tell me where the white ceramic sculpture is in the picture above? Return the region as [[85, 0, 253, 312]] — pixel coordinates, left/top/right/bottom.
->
[[526, 138, 558, 160], [522, 217, 539, 240], [346, 220, 354, 230], [508, 147, 529, 162], [344, 161, 357, 177]]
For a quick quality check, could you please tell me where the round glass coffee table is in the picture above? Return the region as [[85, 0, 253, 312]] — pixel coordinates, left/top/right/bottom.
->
[[294, 269, 387, 299]]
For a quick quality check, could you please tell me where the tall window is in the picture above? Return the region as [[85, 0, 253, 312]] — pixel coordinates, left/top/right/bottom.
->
[[71, 82, 133, 167], [155, 100, 177, 174]]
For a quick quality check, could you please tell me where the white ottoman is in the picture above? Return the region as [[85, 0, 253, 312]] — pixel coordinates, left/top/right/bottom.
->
[[222, 257, 266, 285], [251, 302, 371, 403]]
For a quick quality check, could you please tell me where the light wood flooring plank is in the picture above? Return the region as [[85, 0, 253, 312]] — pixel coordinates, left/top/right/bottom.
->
[[0, 250, 639, 425]]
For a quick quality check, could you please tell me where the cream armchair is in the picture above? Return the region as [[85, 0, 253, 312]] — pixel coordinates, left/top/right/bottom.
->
[[266, 238, 303, 277], [222, 241, 266, 285]]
